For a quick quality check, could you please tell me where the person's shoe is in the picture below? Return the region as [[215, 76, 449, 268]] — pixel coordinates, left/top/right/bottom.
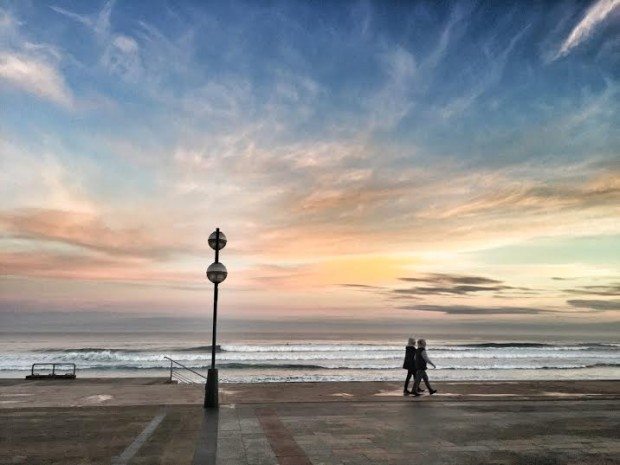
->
[[412, 391, 421, 397], [429, 389, 437, 395], [403, 390, 411, 395], [417, 388, 425, 393]]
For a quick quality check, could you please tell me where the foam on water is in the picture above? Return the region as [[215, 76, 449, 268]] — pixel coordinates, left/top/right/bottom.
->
[[1, 340, 618, 381]]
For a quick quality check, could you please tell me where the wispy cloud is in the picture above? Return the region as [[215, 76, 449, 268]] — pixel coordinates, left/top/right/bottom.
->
[[564, 284, 620, 296], [0, 1, 618, 323], [400, 304, 549, 315], [0, 208, 189, 260], [49, 4, 108, 32], [555, 0, 620, 59], [365, 46, 416, 129], [340, 283, 382, 288], [567, 299, 620, 311], [0, 250, 195, 285], [51, 1, 143, 81], [342, 273, 542, 304], [400, 274, 502, 285], [392, 273, 534, 297], [427, 170, 620, 220], [0, 53, 73, 106], [0, 9, 73, 107]]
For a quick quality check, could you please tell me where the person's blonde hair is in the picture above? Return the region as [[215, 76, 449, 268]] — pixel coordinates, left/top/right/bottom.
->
[[407, 337, 416, 346], [417, 338, 426, 348]]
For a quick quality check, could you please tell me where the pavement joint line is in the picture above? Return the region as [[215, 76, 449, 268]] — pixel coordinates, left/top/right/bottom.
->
[[256, 407, 312, 465], [213, 396, 620, 407], [111, 409, 167, 465]]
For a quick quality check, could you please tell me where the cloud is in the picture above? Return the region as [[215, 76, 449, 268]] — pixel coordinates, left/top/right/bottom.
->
[[430, 171, 620, 220], [1, 1, 619, 320], [564, 284, 620, 296], [113, 35, 138, 53], [102, 36, 142, 80], [52, 1, 143, 81], [0, 52, 73, 107], [393, 273, 527, 297], [400, 304, 549, 315], [400, 273, 502, 285], [339, 273, 538, 300], [439, 22, 532, 119], [0, 250, 197, 286], [555, 0, 619, 59], [0, 9, 73, 107], [394, 285, 511, 296], [567, 299, 620, 311], [365, 46, 416, 129], [50, 1, 113, 36], [0, 208, 189, 260], [339, 283, 386, 290]]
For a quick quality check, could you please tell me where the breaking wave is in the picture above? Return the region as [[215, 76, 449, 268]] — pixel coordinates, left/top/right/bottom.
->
[[3, 340, 618, 381]]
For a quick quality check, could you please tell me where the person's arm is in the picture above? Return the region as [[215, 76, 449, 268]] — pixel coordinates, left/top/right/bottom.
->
[[422, 350, 436, 368]]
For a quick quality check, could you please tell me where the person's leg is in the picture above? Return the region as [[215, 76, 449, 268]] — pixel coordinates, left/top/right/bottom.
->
[[415, 370, 425, 392], [412, 371, 422, 395], [404, 370, 413, 393], [422, 371, 436, 394]]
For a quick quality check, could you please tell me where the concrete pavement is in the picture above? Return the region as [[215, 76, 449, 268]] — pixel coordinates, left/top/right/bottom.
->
[[0, 379, 618, 464]]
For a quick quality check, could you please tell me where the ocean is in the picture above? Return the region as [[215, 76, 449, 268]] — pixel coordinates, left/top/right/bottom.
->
[[1, 332, 618, 382]]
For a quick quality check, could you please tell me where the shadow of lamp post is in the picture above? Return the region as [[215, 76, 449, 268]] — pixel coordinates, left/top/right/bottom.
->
[[205, 228, 227, 408]]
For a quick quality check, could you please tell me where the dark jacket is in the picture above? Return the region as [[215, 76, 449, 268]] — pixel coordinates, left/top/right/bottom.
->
[[403, 346, 416, 370], [414, 347, 427, 370]]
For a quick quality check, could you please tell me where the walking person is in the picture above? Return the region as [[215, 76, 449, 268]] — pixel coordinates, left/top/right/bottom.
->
[[412, 339, 437, 396], [402, 337, 417, 395]]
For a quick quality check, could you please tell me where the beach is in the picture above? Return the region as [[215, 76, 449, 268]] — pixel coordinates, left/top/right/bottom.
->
[[2, 333, 618, 463], [3, 1, 619, 463], [1, 378, 619, 464]]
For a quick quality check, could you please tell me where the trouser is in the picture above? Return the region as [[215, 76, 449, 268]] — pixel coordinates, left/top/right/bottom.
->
[[404, 370, 415, 391], [413, 369, 433, 392]]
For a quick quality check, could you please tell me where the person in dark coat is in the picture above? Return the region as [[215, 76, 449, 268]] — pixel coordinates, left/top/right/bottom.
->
[[412, 338, 437, 396], [403, 337, 423, 395]]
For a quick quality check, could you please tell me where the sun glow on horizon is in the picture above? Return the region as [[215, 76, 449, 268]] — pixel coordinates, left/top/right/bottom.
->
[[0, 1, 618, 332]]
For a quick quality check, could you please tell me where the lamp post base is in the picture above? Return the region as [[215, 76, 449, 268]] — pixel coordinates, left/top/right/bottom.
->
[[204, 368, 219, 408]]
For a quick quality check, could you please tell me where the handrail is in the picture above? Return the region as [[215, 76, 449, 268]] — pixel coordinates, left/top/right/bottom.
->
[[164, 356, 207, 383], [27, 363, 76, 379]]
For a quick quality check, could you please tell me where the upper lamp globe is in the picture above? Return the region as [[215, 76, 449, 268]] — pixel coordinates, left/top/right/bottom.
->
[[208, 230, 227, 251], [207, 262, 228, 284]]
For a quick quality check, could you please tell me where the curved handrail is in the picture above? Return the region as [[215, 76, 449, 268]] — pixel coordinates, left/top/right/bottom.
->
[[27, 363, 76, 379], [164, 356, 207, 381]]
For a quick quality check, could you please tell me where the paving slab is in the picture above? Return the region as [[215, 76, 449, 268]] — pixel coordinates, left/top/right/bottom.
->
[[0, 380, 618, 464], [1, 378, 619, 409]]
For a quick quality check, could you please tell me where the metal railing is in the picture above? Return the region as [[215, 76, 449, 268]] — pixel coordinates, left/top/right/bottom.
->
[[164, 356, 207, 384], [27, 363, 76, 379]]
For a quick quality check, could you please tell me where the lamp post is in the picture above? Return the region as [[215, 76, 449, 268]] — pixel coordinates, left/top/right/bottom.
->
[[205, 228, 227, 408]]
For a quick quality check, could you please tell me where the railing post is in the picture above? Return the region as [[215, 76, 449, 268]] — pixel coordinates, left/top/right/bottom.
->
[[169, 359, 173, 382], [52, 364, 55, 376]]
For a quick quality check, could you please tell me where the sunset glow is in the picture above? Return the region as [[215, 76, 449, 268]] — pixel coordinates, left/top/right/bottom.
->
[[0, 1, 618, 334]]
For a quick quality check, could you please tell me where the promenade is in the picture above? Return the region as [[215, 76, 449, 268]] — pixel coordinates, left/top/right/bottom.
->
[[1, 379, 618, 464]]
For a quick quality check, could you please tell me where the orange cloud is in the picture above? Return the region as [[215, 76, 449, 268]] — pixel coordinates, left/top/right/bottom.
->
[[0, 208, 191, 259], [0, 250, 197, 285]]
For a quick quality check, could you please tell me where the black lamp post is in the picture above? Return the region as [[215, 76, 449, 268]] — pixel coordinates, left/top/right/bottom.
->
[[205, 228, 227, 408]]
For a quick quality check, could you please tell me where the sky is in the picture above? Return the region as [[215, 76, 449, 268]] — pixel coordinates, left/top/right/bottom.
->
[[0, 0, 618, 337]]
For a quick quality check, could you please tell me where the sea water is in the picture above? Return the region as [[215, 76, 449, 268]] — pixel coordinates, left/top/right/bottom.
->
[[1, 332, 618, 382]]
